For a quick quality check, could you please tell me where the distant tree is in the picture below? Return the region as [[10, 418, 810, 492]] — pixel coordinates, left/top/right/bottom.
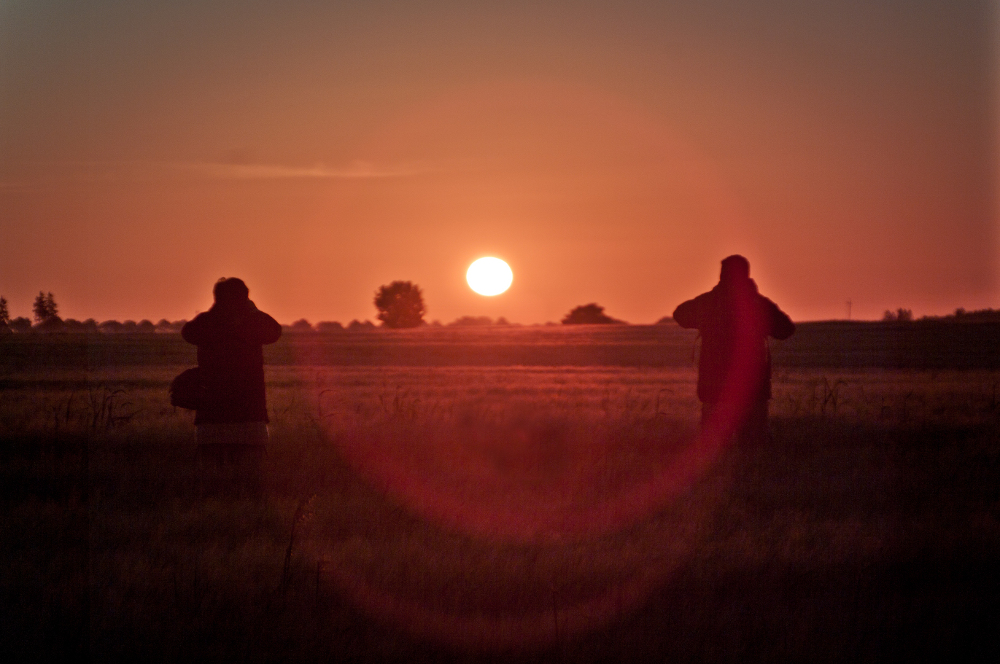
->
[[289, 318, 314, 333], [561, 303, 625, 325], [136, 319, 156, 333], [347, 319, 376, 331], [29, 291, 62, 331], [0, 297, 10, 334], [33, 291, 56, 322], [315, 321, 344, 333], [374, 281, 425, 328]]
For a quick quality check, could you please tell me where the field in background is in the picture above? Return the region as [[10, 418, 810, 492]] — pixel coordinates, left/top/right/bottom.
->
[[3, 318, 999, 369], [1, 328, 999, 661]]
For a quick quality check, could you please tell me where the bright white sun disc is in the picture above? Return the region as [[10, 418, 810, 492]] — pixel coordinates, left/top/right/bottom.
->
[[466, 257, 513, 296]]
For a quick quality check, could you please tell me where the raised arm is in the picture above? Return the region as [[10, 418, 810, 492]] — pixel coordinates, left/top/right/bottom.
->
[[181, 313, 213, 345], [764, 299, 795, 340], [672, 295, 705, 330]]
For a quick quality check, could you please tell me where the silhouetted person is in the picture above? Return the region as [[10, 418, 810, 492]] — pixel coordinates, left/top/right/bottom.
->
[[182, 278, 282, 494], [673, 256, 794, 446]]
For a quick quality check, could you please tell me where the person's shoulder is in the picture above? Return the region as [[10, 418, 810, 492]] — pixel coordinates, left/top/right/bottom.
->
[[673, 290, 714, 327], [181, 311, 213, 337]]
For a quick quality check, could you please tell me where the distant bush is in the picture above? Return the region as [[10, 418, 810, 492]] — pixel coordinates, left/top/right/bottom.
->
[[449, 316, 495, 326], [288, 319, 314, 333], [347, 319, 376, 331], [33, 316, 66, 333], [561, 303, 626, 325], [315, 321, 344, 333], [155, 319, 186, 333], [883, 308, 913, 322], [940, 308, 1000, 322], [136, 320, 156, 333], [63, 318, 95, 332], [46, 318, 98, 333], [99, 320, 124, 333], [8, 317, 31, 333]]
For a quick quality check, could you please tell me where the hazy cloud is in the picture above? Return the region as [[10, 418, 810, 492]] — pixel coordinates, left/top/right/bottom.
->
[[0, 159, 427, 189], [185, 160, 425, 180]]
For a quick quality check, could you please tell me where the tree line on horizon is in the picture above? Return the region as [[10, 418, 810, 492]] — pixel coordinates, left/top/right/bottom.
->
[[3, 285, 996, 334], [0, 284, 628, 334]]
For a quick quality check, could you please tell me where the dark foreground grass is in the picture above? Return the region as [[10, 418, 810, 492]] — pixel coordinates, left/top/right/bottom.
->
[[1, 371, 999, 662]]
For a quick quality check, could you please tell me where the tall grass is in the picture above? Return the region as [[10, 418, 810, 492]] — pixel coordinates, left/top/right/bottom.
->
[[1, 364, 998, 661]]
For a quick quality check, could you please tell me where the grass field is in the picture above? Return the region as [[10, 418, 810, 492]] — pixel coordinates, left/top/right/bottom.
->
[[1, 328, 999, 662]]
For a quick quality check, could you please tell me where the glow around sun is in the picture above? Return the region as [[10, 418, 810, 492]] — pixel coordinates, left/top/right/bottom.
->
[[466, 257, 513, 296]]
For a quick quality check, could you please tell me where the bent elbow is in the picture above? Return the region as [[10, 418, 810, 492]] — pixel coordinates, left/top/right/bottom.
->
[[264, 320, 283, 344], [672, 305, 695, 329], [774, 319, 795, 340]]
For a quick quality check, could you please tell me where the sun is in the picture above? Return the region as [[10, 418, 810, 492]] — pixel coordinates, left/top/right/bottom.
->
[[466, 257, 513, 296]]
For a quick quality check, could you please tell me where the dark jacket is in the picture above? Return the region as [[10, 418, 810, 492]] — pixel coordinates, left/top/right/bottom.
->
[[181, 301, 282, 424], [673, 277, 794, 404]]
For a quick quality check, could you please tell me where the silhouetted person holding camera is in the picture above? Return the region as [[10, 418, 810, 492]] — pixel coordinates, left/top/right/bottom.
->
[[182, 278, 282, 494], [673, 256, 794, 446]]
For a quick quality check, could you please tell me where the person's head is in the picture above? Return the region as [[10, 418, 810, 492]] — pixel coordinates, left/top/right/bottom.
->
[[213, 277, 250, 306], [720, 255, 750, 283]]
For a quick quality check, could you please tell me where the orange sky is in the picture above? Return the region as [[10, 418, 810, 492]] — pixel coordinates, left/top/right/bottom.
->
[[1, 1, 996, 324]]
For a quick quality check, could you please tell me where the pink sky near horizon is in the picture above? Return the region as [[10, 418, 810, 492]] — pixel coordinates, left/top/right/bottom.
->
[[1, 1, 997, 325]]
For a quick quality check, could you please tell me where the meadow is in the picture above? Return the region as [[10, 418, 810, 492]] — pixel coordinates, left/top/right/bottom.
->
[[1, 324, 998, 662]]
